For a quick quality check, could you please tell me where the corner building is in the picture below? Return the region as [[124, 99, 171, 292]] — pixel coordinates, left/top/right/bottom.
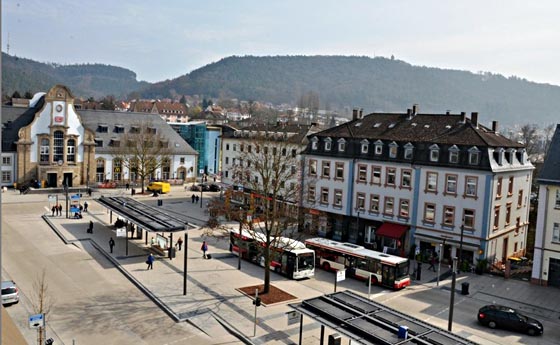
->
[[301, 108, 533, 267]]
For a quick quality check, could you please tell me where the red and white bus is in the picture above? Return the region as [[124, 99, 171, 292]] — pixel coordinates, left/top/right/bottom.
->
[[229, 229, 315, 280], [305, 237, 410, 289]]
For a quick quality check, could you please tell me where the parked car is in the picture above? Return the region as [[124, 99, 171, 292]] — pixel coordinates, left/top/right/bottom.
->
[[208, 183, 221, 192], [477, 304, 543, 336], [1, 280, 20, 306]]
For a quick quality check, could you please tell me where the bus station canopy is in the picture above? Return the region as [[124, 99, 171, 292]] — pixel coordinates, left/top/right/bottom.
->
[[290, 290, 478, 345], [96, 196, 187, 233]]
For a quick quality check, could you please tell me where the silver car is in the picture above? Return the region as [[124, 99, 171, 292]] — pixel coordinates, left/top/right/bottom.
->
[[1, 280, 20, 305]]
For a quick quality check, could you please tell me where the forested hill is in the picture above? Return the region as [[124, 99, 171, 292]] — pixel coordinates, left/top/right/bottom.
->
[[2, 53, 148, 99], [141, 55, 560, 126]]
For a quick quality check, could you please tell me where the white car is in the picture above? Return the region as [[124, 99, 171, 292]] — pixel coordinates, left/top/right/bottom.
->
[[1, 280, 20, 305]]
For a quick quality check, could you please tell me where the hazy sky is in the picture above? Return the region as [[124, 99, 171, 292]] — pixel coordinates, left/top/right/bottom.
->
[[2, 1, 560, 85]]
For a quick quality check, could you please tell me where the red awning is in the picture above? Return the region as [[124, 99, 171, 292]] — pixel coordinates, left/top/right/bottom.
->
[[376, 222, 408, 239]]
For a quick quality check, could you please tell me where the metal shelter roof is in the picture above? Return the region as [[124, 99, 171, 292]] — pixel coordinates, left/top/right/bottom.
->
[[290, 290, 478, 345], [96, 196, 187, 232]]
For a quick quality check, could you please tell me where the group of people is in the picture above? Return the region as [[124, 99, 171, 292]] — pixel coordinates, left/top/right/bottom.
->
[[51, 204, 63, 216], [191, 194, 200, 203]]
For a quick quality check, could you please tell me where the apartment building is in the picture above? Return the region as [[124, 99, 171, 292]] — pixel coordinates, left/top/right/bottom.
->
[[301, 107, 533, 266]]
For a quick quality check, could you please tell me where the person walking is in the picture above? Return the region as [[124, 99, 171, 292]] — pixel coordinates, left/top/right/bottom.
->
[[87, 220, 94, 233], [57, 204, 62, 217], [428, 254, 436, 272], [125, 183, 130, 190], [177, 237, 183, 251], [109, 237, 115, 253], [195, 195, 200, 203], [51, 205, 56, 217], [146, 253, 154, 270], [191, 194, 195, 203], [84, 201, 88, 212], [201, 241, 208, 259]]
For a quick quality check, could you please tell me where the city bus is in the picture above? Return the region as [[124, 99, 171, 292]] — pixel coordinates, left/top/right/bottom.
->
[[305, 237, 410, 289], [229, 229, 315, 280]]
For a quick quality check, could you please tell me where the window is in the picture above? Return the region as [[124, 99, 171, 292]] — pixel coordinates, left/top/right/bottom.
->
[[449, 145, 459, 163], [96, 159, 105, 182], [389, 142, 398, 158], [556, 190, 560, 208], [233, 144, 237, 151], [2, 156, 11, 165], [311, 137, 318, 150], [335, 162, 344, 180], [40, 138, 50, 163], [67, 139, 76, 162], [506, 203, 512, 225], [114, 125, 125, 133], [401, 170, 411, 188], [361, 140, 369, 154], [515, 217, 521, 235], [370, 195, 380, 212], [308, 185, 316, 203], [356, 193, 366, 210], [429, 144, 439, 162], [508, 176, 514, 196], [324, 138, 332, 151], [226, 144, 230, 150], [384, 197, 394, 215], [399, 199, 410, 218], [309, 160, 317, 176], [424, 203, 435, 222], [334, 190, 343, 207], [496, 177, 503, 198], [357, 165, 367, 183], [180, 157, 185, 164], [240, 144, 244, 152], [493, 206, 500, 229], [53, 131, 64, 162], [95, 139, 103, 147], [465, 176, 478, 198], [463, 209, 475, 229], [2, 171, 11, 183], [426, 172, 438, 193], [225, 157, 229, 164], [321, 161, 330, 178], [386, 168, 396, 186], [443, 206, 455, 226], [371, 166, 381, 185], [404, 143, 414, 160], [97, 125, 108, 133], [553, 223, 560, 242], [374, 141, 383, 155], [517, 190, 524, 208], [129, 126, 140, 133], [338, 139, 346, 152], [146, 127, 156, 134], [291, 149, 297, 157], [445, 174, 458, 195], [113, 159, 122, 181], [320, 187, 329, 204], [469, 148, 480, 165]]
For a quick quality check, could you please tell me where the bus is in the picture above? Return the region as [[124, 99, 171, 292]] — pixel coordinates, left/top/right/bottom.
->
[[229, 229, 315, 280], [305, 237, 410, 289]]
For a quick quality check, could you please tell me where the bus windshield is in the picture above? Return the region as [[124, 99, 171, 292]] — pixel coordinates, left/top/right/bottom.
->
[[297, 252, 315, 271], [396, 262, 409, 279]]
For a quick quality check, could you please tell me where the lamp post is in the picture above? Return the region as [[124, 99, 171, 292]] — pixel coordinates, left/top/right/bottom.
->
[[459, 224, 465, 273], [356, 210, 360, 238], [448, 257, 458, 331], [183, 231, 188, 295], [437, 243, 443, 286], [63, 183, 69, 219], [238, 206, 243, 270]]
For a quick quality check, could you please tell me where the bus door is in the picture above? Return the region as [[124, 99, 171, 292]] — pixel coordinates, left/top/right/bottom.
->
[[286, 255, 295, 279], [381, 264, 396, 288]]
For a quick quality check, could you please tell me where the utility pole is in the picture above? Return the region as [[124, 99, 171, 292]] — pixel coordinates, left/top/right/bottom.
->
[[238, 207, 243, 270], [183, 231, 188, 295], [448, 257, 458, 331]]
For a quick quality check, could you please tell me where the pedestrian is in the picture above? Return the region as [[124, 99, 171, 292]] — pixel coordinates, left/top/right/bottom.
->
[[51, 205, 56, 217], [195, 195, 200, 203], [146, 253, 154, 270], [201, 241, 208, 259], [192, 194, 195, 203], [428, 254, 436, 272], [79, 204, 84, 213], [109, 237, 115, 253], [88, 220, 94, 233], [125, 183, 130, 190], [177, 237, 183, 251], [84, 201, 88, 212], [57, 204, 62, 216]]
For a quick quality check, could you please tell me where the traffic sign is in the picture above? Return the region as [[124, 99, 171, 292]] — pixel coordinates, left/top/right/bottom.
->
[[286, 310, 300, 325], [29, 313, 44, 329], [336, 269, 346, 282]]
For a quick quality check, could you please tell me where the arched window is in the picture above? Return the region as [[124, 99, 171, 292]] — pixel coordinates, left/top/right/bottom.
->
[[113, 159, 122, 181], [67, 139, 76, 162], [96, 159, 105, 182], [162, 159, 171, 180], [53, 131, 64, 162], [40, 138, 50, 163]]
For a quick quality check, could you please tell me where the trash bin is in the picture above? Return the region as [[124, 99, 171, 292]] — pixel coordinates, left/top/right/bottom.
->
[[416, 262, 422, 280], [168, 247, 176, 259], [131, 188, 136, 196], [328, 333, 341, 345], [398, 325, 409, 339], [157, 199, 163, 206], [461, 282, 470, 295]]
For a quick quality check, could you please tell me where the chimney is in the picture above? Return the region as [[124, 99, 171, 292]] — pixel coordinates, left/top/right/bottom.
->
[[412, 104, 418, 115], [406, 108, 412, 119], [359, 108, 364, 119], [446, 110, 450, 115], [471, 112, 479, 128], [352, 108, 358, 120], [492, 120, 498, 133], [460, 112, 466, 123]]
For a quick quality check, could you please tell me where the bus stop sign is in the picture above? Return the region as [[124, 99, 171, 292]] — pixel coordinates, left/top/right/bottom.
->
[[336, 269, 346, 282], [29, 313, 44, 329]]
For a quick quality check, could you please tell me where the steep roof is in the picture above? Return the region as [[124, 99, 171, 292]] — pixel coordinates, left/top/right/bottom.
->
[[313, 112, 523, 148], [1, 97, 45, 152], [538, 124, 560, 184]]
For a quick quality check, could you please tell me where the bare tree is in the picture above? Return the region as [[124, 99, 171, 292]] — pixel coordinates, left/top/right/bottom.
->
[[111, 121, 171, 193], [543, 123, 556, 156], [30, 269, 55, 345], [518, 124, 538, 155]]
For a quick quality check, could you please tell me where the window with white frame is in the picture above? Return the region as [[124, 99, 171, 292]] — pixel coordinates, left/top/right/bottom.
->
[[2, 156, 11, 165], [67, 139, 76, 162], [308, 185, 316, 202], [365, 226, 376, 244], [311, 137, 318, 150], [384, 197, 394, 215], [338, 139, 346, 152], [361, 139, 369, 154], [443, 206, 455, 226], [309, 160, 317, 176], [468, 147, 480, 165], [426, 172, 438, 193], [180, 157, 185, 164], [517, 189, 524, 208], [374, 140, 383, 155], [465, 176, 478, 197], [370, 195, 380, 212], [334, 189, 343, 207], [424, 203, 435, 222], [508, 176, 514, 196], [463, 209, 475, 229], [389, 142, 398, 158], [496, 177, 503, 198], [445, 174, 458, 195], [386, 168, 396, 186], [399, 199, 409, 218], [53, 130, 64, 162], [233, 144, 237, 151], [401, 170, 411, 188], [324, 138, 332, 151], [335, 162, 344, 180], [555, 190, 560, 208], [320, 187, 329, 204], [506, 203, 512, 225], [404, 143, 414, 160], [493, 206, 500, 229], [553, 223, 560, 242], [322, 161, 330, 178], [2, 171, 12, 183], [429, 144, 440, 162], [357, 165, 367, 183], [356, 193, 366, 210], [372, 166, 382, 185], [40, 138, 50, 163], [449, 145, 459, 163]]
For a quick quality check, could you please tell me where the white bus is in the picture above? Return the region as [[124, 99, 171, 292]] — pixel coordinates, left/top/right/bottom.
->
[[305, 237, 410, 289], [229, 229, 315, 280]]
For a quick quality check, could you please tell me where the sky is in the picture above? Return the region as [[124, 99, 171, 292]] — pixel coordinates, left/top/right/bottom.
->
[[2, 1, 560, 85]]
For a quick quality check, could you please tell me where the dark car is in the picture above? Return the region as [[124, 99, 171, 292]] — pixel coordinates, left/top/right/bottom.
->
[[477, 304, 543, 336], [208, 184, 221, 192]]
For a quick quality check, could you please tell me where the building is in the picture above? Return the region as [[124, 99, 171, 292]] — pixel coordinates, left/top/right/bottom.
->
[[531, 124, 560, 287], [300, 107, 533, 266], [1, 85, 198, 188], [129, 100, 189, 123]]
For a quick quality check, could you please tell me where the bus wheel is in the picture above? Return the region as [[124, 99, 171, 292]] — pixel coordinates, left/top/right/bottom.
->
[[322, 262, 331, 271]]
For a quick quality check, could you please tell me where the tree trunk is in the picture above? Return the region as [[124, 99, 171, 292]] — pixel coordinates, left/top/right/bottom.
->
[[264, 246, 271, 294]]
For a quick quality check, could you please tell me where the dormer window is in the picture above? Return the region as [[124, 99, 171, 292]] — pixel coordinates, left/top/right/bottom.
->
[[324, 137, 332, 151], [518, 148, 527, 164], [130, 126, 140, 134], [311, 137, 318, 150], [360, 139, 369, 154], [496, 148, 505, 165], [389, 141, 398, 158], [374, 140, 383, 155], [404, 143, 414, 160], [97, 124, 108, 133], [506, 148, 516, 164], [429, 144, 440, 162], [449, 145, 459, 164], [338, 138, 346, 152], [469, 146, 480, 165], [114, 125, 125, 133]]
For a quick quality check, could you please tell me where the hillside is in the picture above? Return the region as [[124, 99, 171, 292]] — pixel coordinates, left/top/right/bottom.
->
[[140, 55, 560, 126], [1, 53, 148, 99]]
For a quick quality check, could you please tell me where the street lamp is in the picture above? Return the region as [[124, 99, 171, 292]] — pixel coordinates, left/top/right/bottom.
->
[[458, 224, 465, 273], [238, 206, 243, 270], [448, 257, 458, 331], [437, 243, 443, 286]]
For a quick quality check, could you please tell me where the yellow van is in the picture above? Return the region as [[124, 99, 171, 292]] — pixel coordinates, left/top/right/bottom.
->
[[146, 182, 171, 194]]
